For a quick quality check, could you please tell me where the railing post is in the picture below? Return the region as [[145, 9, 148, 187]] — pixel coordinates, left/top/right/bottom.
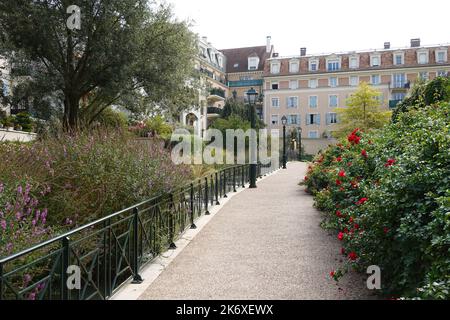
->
[[0, 263, 3, 301], [215, 172, 220, 205], [168, 193, 177, 250], [190, 183, 197, 229], [233, 166, 237, 192], [205, 177, 210, 215], [61, 236, 70, 300], [132, 208, 143, 284], [223, 169, 228, 198], [241, 165, 245, 188]]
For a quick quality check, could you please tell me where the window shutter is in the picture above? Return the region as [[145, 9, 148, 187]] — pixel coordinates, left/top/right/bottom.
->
[[297, 115, 301, 125], [306, 114, 311, 125], [326, 113, 330, 125], [317, 114, 321, 125]]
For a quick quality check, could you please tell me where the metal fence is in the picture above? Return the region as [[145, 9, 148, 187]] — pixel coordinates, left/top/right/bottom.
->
[[0, 163, 278, 300]]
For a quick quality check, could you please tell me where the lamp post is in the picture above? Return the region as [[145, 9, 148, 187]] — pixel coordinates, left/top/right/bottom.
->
[[281, 116, 287, 169], [298, 127, 303, 162], [246, 88, 259, 188]]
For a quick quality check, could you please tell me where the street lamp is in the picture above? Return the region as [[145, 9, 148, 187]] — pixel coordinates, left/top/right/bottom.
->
[[246, 88, 259, 188], [298, 127, 303, 162], [281, 115, 288, 169]]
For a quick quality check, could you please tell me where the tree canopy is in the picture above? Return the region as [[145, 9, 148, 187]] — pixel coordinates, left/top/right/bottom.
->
[[335, 82, 391, 138], [0, 0, 199, 130]]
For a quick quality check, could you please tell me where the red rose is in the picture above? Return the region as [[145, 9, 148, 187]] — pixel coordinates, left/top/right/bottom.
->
[[336, 210, 342, 218], [385, 159, 396, 167], [361, 149, 368, 158], [341, 248, 346, 255], [338, 170, 346, 178], [349, 217, 354, 224], [330, 271, 336, 278], [336, 179, 342, 186], [354, 223, 360, 230], [348, 252, 358, 261], [356, 198, 368, 205], [336, 156, 342, 162], [338, 232, 344, 241]]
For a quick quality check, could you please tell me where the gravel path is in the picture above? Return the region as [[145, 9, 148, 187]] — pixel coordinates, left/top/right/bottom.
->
[[139, 162, 374, 300]]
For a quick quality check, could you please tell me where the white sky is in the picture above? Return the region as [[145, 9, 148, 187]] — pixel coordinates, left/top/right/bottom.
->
[[168, 0, 450, 56]]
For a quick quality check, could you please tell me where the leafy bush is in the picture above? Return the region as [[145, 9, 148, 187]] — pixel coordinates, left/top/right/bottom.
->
[[96, 108, 128, 130], [14, 112, 34, 132], [0, 129, 192, 231], [302, 103, 450, 299]]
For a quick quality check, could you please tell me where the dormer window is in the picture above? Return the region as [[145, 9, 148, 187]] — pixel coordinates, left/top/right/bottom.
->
[[327, 57, 341, 71], [394, 52, 404, 65], [435, 49, 447, 63], [309, 58, 319, 72], [370, 54, 381, 67], [271, 61, 281, 74], [349, 55, 359, 69], [248, 56, 260, 70], [289, 60, 299, 73], [417, 50, 429, 64]]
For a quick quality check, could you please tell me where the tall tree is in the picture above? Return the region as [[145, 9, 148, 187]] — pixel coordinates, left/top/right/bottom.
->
[[0, 0, 198, 130], [335, 82, 391, 138]]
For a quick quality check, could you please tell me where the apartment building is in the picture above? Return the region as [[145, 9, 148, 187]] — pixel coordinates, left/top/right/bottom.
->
[[181, 36, 229, 137], [221, 37, 274, 119], [263, 39, 450, 154]]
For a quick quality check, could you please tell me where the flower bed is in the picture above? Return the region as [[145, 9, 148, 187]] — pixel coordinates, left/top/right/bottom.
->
[[302, 103, 450, 299]]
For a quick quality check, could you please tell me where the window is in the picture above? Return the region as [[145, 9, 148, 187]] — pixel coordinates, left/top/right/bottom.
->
[[309, 96, 318, 108], [349, 56, 359, 69], [350, 76, 359, 86], [309, 59, 319, 71], [392, 92, 406, 101], [370, 55, 381, 67], [393, 73, 406, 88], [289, 80, 298, 90], [417, 51, 429, 64], [309, 79, 318, 88], [308, 131, 319, 139], [394, 53, 404, 65], [371, 74, 380, 85], [329, 95, 338, 107], [271, 115, 279, 125], [271, 82, 279, 90], [327, 113, 338, 125], [437, 70, 448, 77], [436, 50, 447, 63], [287, 97, 298, 108], [271, 98, 280, 108], [289, 61, 299, 73], [271, 62, 280, 74], [288, 114, 300, 125], [419, 72, 429, 80], [306, 113, 321, 125], [327, 59, 340, 71], [248, 57, 259, 70], [329, 77, 338, 87]]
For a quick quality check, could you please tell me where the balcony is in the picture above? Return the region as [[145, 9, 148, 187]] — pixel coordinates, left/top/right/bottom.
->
[[207, 88, 226, 104], [389, 81, 411, 90], [207, 107, 223, 119], [228, 79, 263, 88]]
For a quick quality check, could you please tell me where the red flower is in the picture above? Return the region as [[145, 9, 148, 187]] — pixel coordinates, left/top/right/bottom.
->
[[349, 217, 354, 224], [336, 179, 342, 186], [304, 176, 309, 181], [354, 223, 360, 230], [338, 170, 346, 178], [347, 162, 353, 167], [340, 248, 346, 255], [344, 228, 349, 234], [361, 149, 368, 158], [385, 158, 396, 167], [356, 198, 368, 205], [348, 252, 358, 261], [330, 271, 336, 278], [338, 232, 344, 241], [336, 156, 342, 162], [336, 210, 343, 218], [384, 227, 390, 234]]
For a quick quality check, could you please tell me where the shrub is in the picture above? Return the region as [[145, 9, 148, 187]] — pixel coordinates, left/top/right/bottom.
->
[[14, 112, 34, 132], [302, 103, 450, 299], [0, 129, 192, 230], [96, 108, 128, 130]]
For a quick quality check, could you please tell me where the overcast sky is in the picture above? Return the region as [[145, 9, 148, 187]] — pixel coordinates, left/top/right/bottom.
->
[[169, 0, 449, 56]]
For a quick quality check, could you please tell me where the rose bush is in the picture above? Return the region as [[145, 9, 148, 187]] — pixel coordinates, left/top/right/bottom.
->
[[302, 103, 450, 299]]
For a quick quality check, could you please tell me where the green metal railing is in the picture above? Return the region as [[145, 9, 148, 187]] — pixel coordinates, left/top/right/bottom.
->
[[0, 163, 278, 300]]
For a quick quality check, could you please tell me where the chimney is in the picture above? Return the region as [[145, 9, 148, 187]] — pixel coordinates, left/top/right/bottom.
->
[[384, 42, 391, 49], [300, 47, 307, 56], [411, 38, 421, 47], [266, 36, 272, 53]]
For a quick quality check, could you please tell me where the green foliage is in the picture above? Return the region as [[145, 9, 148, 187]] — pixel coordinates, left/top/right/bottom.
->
[[393, 76, 450, 122], [1, 115, 14, 127], [145, 115, 173, 140], [302, 103, 450, 299], [96, 108, 128, 130], [14, 112, 34, 132], [335, 82, 391, 138], [210, 114, 251, 133]]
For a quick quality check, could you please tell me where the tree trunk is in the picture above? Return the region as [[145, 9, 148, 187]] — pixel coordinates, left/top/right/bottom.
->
[[63, 92, 80, 131]]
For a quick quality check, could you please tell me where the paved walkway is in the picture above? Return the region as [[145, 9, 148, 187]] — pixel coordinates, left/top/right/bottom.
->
[[138, 162, 373, 300]]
